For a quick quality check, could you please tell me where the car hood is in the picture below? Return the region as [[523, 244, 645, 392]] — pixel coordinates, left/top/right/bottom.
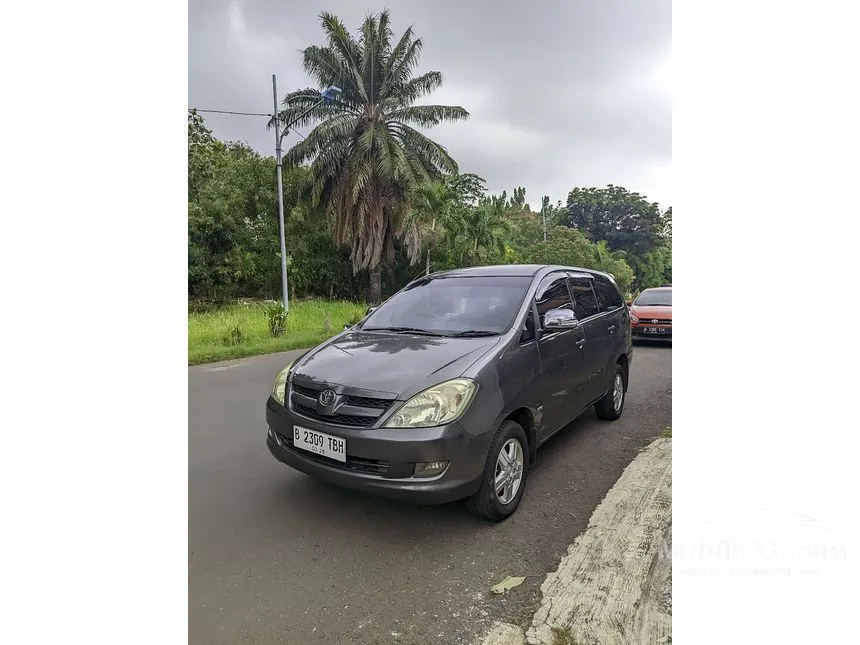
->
[[631, 304, 672, 320], [291, 330, 502, 399]]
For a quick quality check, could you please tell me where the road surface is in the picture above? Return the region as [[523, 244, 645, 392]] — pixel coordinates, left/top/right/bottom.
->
[[189, 343, 671, 645]]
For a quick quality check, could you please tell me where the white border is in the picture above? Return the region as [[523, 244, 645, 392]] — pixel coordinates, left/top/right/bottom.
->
[[2, 0, 188, 642], [3, 1, 859, 643], [675, 1, 859, 642]]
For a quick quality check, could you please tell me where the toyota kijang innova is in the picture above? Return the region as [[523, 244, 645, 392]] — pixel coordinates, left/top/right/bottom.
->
[[266, 264, 632, 521]]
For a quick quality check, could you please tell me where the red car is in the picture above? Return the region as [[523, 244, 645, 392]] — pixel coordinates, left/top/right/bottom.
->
[[628, 286, 671, 342]]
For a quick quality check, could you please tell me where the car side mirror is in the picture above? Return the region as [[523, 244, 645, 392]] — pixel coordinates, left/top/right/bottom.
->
[[625, 299, 633, 307], [544, 308, 578, 330]]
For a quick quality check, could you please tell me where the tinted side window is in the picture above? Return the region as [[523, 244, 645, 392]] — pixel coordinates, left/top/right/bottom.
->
[[569, 277, 600, 319], [593, 274, 624, 312], [535, 275, 573, 327]]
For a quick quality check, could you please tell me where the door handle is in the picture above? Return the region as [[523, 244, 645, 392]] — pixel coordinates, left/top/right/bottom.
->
[[608, 325, 616, 332], [576, 339, 586, 348]]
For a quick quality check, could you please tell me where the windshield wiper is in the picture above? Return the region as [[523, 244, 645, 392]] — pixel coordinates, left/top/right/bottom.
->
[[447, 330, 500, 337], [363, 326, 445, 336]]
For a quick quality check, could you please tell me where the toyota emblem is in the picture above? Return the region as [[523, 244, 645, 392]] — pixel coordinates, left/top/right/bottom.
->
[[652, 319, 658, 324], [318, 389, 336, 406]]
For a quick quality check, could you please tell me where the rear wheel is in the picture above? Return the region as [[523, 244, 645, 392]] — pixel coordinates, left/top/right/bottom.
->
[[595, 363, 626, 420], [467, 420, 529, 522]]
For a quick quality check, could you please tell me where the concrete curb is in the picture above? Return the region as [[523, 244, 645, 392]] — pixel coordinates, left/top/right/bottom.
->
[[479, 437, 672, 645]]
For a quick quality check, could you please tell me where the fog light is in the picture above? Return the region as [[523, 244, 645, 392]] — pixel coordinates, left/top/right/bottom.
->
[[413, 461, 450, 478]]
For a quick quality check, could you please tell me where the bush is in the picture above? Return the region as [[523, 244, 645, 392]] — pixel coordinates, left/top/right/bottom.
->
[[222, 324, 244, 346], [262, 301, 288, 336]]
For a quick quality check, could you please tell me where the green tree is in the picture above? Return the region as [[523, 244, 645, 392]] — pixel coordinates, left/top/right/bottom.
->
[[661, 206, 672, 240], [401, 179, 461, 275], [187, 114, 310, 300], [627, 246, 671, 290], [444, 172, 486, 206], [523, 227, 635, 294], [188, 110, 219, 202], [276, 10, 469, 302], [457, 195, 512, 265], [524, 226, 595, 267], [564, 185, 663, 257]]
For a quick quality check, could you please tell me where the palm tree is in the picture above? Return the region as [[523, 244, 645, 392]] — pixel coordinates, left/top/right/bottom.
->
[[275, 11, 469, 302], [459, 196, 511, 265], [401, 180, 459, 275]]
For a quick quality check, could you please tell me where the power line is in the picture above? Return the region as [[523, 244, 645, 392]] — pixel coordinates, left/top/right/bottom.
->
[[190, 107, 306, 139], [192, 108, 272, 117]]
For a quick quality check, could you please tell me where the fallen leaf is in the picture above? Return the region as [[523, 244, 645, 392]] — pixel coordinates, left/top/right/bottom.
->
[[491, 576, 526, 594]]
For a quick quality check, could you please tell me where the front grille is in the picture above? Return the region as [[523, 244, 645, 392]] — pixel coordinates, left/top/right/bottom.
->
[[275, 431, 389, 475], [292, 383, 319, 398], [293, 403, 378, 428], [290, 382, 394, 427], [637, 319, 671, 325], [293, 383, 391, 410], [344, 395, 390, 409]]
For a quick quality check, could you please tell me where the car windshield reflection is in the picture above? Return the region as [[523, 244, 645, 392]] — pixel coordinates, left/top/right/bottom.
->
[[359, 275, 531, 336]]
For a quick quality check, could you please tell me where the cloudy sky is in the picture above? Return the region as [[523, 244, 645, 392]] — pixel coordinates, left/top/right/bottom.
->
[[189, 0, 671, 209]]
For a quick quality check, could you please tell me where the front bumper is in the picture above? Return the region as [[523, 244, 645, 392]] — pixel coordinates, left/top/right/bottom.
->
[[265, 396, 491, 504]]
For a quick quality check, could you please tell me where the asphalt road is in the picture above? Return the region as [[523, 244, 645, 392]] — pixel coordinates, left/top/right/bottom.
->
[[189, 343, 672, 645]]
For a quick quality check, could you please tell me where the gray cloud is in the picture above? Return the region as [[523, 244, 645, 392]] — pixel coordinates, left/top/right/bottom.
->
[[189, 0, 671, 208]]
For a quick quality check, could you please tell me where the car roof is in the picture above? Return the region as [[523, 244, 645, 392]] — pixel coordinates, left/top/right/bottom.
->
[[434, 264, 546, 278], [641, 286, 672, 292], [431, 264, 614, 280]]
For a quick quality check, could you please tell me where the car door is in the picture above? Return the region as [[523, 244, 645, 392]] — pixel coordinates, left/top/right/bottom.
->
[[592, 272, 630, 362], [567, 273, 609, 403], [533, 272, 590, 438]]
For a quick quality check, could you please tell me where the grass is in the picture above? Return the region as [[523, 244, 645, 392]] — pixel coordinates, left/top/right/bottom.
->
[[188, 299, 367, 365], [661, 426, 672, 438]]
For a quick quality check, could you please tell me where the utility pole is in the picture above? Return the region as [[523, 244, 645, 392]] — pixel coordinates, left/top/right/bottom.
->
[[272, 76, 289, 312], [270, 78, 341, 313], [272, 75, 290, 313], [541, 195, 549, 242]]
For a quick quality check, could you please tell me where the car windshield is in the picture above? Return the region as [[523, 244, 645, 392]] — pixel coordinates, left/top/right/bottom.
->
[[360, 275, 532, 336], [634, 290, 672, 306]]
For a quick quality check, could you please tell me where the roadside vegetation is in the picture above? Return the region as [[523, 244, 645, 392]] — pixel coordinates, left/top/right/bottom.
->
[[188, 300, 366, 365], [187, 10, 672, 364]]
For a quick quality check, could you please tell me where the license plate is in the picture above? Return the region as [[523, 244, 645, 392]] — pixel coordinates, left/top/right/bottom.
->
[[643, 327, 668, 334], [293, 426, 346, 462]]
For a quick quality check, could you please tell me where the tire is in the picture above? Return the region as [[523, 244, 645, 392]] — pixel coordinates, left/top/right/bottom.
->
[[595, 362, 626, 420], [466, 420, 530, 522]]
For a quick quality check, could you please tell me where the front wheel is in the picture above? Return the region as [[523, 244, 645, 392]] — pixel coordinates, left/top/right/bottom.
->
[[595, 363, 626, 420], [467, 420, 530, 522]]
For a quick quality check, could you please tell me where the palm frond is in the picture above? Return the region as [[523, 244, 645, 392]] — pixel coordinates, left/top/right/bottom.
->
[[388, 105, 469, 128], [383, 38, 424, 101], [385, 71, 442, 108], [302, 47, 366, 105], [389, 123, 458, 174], [379, 25, 415, 99], [319, 12, 362, 76]]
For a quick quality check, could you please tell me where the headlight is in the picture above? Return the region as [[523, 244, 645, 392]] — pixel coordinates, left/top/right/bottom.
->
[[630, 314, 639, 324], [383, 378, 478, 428], [271, 360, 295, 404]]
